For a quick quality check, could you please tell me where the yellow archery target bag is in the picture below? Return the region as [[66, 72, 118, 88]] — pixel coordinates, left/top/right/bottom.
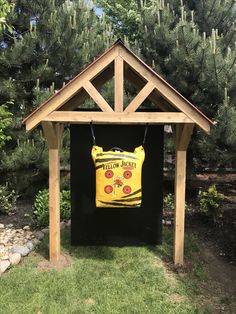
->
[[91, 145, 145, 208]]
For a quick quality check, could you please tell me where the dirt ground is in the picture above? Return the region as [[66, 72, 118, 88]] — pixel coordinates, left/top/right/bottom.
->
[[186, 173, 236, 313], [195, 240, 236, 313], [191, 173, 236, 264]]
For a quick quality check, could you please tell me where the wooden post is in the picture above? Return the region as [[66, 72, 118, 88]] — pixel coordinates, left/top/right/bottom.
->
[[174, 124, 194, 265], [42, 122, 63, 263], [114, 56, 124, 112]]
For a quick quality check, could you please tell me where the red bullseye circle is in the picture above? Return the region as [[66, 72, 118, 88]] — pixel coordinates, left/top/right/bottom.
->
[[104, 185, 113, 194], [123, 185, 131, 194], [124, 170, 132, 179], [105, 170, 114, 178]]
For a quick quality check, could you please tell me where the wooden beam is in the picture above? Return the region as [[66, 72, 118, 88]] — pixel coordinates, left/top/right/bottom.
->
[[124, 82, 155, 113], [60, 88, 87, 111], [125, 67, 175, 112], [177, 124, 194, 150], [120, 50, 211, 133], [41, 122, 63, 263], [61, 65, 114, 111], [114, 56, 124, 112], [92, 63, 114, 88], [83, 81, 113, 112], [43, 111, 194, 124], [25, 47, 119, 131], [173, 124, 194, 265]]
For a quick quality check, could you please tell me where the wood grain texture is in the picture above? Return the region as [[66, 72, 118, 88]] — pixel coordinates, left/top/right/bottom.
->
[[124, 82, 155, 113], [125, 67, 176, 112], [26, 47, 118, 131], [83, 81, 113, 112], [173, 124, 193, 265], [42, 122, 63, 263], [43, 111, 194, 124], [114, 56, 124, 112], [120, 50, 210, 133]]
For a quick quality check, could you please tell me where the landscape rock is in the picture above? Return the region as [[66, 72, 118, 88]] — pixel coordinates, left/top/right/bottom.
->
[[26, 241, 34, 251], [0, 260, 10, 275], [34, 231, 44, 240], [1, 255, 9, 260], [31, 238, 41, 246], [66, 220, 71, 227], [41, 228, 49, 234], [11, 245, 30, 257], [0, 245, 5, 254], [9, 253, 21, 265], [23, 225, 30, 231], [60, 222, 66, 230], [6, 224, 13, 228], [0, 224, 4, 229]]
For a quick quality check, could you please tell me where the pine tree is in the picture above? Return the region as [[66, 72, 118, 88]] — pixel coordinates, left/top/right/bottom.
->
[[0, 0, 115, 194], [97, 0, 236, 169], [0, 1, 13, 150], [0, 0, 115, 116], [0, 0, 12, 30]]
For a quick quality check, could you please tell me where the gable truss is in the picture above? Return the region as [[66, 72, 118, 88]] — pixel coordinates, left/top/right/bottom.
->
[[24, 42, 212, 133]]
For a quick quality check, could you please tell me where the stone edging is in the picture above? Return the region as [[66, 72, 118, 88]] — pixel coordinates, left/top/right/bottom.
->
[[0, 220, 71, 276]]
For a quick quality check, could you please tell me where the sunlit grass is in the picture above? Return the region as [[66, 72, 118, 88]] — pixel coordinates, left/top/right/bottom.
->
[[0, 227, 205, 314]]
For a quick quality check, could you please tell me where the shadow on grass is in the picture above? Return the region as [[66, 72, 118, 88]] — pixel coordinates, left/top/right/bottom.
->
[[36, 226, 199, 265], [147, 227, 200, 261], [36, 228, 116, 261]]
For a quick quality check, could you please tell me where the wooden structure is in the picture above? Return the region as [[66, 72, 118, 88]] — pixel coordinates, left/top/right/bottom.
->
[[23, 40, 213, 265]]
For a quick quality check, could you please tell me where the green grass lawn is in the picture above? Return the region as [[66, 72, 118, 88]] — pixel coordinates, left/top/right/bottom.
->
[[0, 228, 206, 314]]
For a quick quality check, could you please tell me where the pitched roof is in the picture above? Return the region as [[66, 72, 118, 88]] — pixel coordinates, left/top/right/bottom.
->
[[23, 39, 213, 133]]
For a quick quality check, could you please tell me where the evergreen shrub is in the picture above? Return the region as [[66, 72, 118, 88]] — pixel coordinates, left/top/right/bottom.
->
[[198, 185, 224, 223], [33, 189, 71, 228], [0, 184, 18, 215], [163, 193, 175, 211]]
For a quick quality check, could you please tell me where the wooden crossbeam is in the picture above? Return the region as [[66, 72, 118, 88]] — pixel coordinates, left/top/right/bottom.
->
[[114, 56, 124, 112], [41, 122, 64, 263], [124, 81, 155, 113], [43, 111, 194, 124], [174, 123, 194, 265], [83, 81, 113, 112]]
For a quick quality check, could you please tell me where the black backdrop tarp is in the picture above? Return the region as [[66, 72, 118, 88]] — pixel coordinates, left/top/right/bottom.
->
[[70, 124, 163, 245]]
